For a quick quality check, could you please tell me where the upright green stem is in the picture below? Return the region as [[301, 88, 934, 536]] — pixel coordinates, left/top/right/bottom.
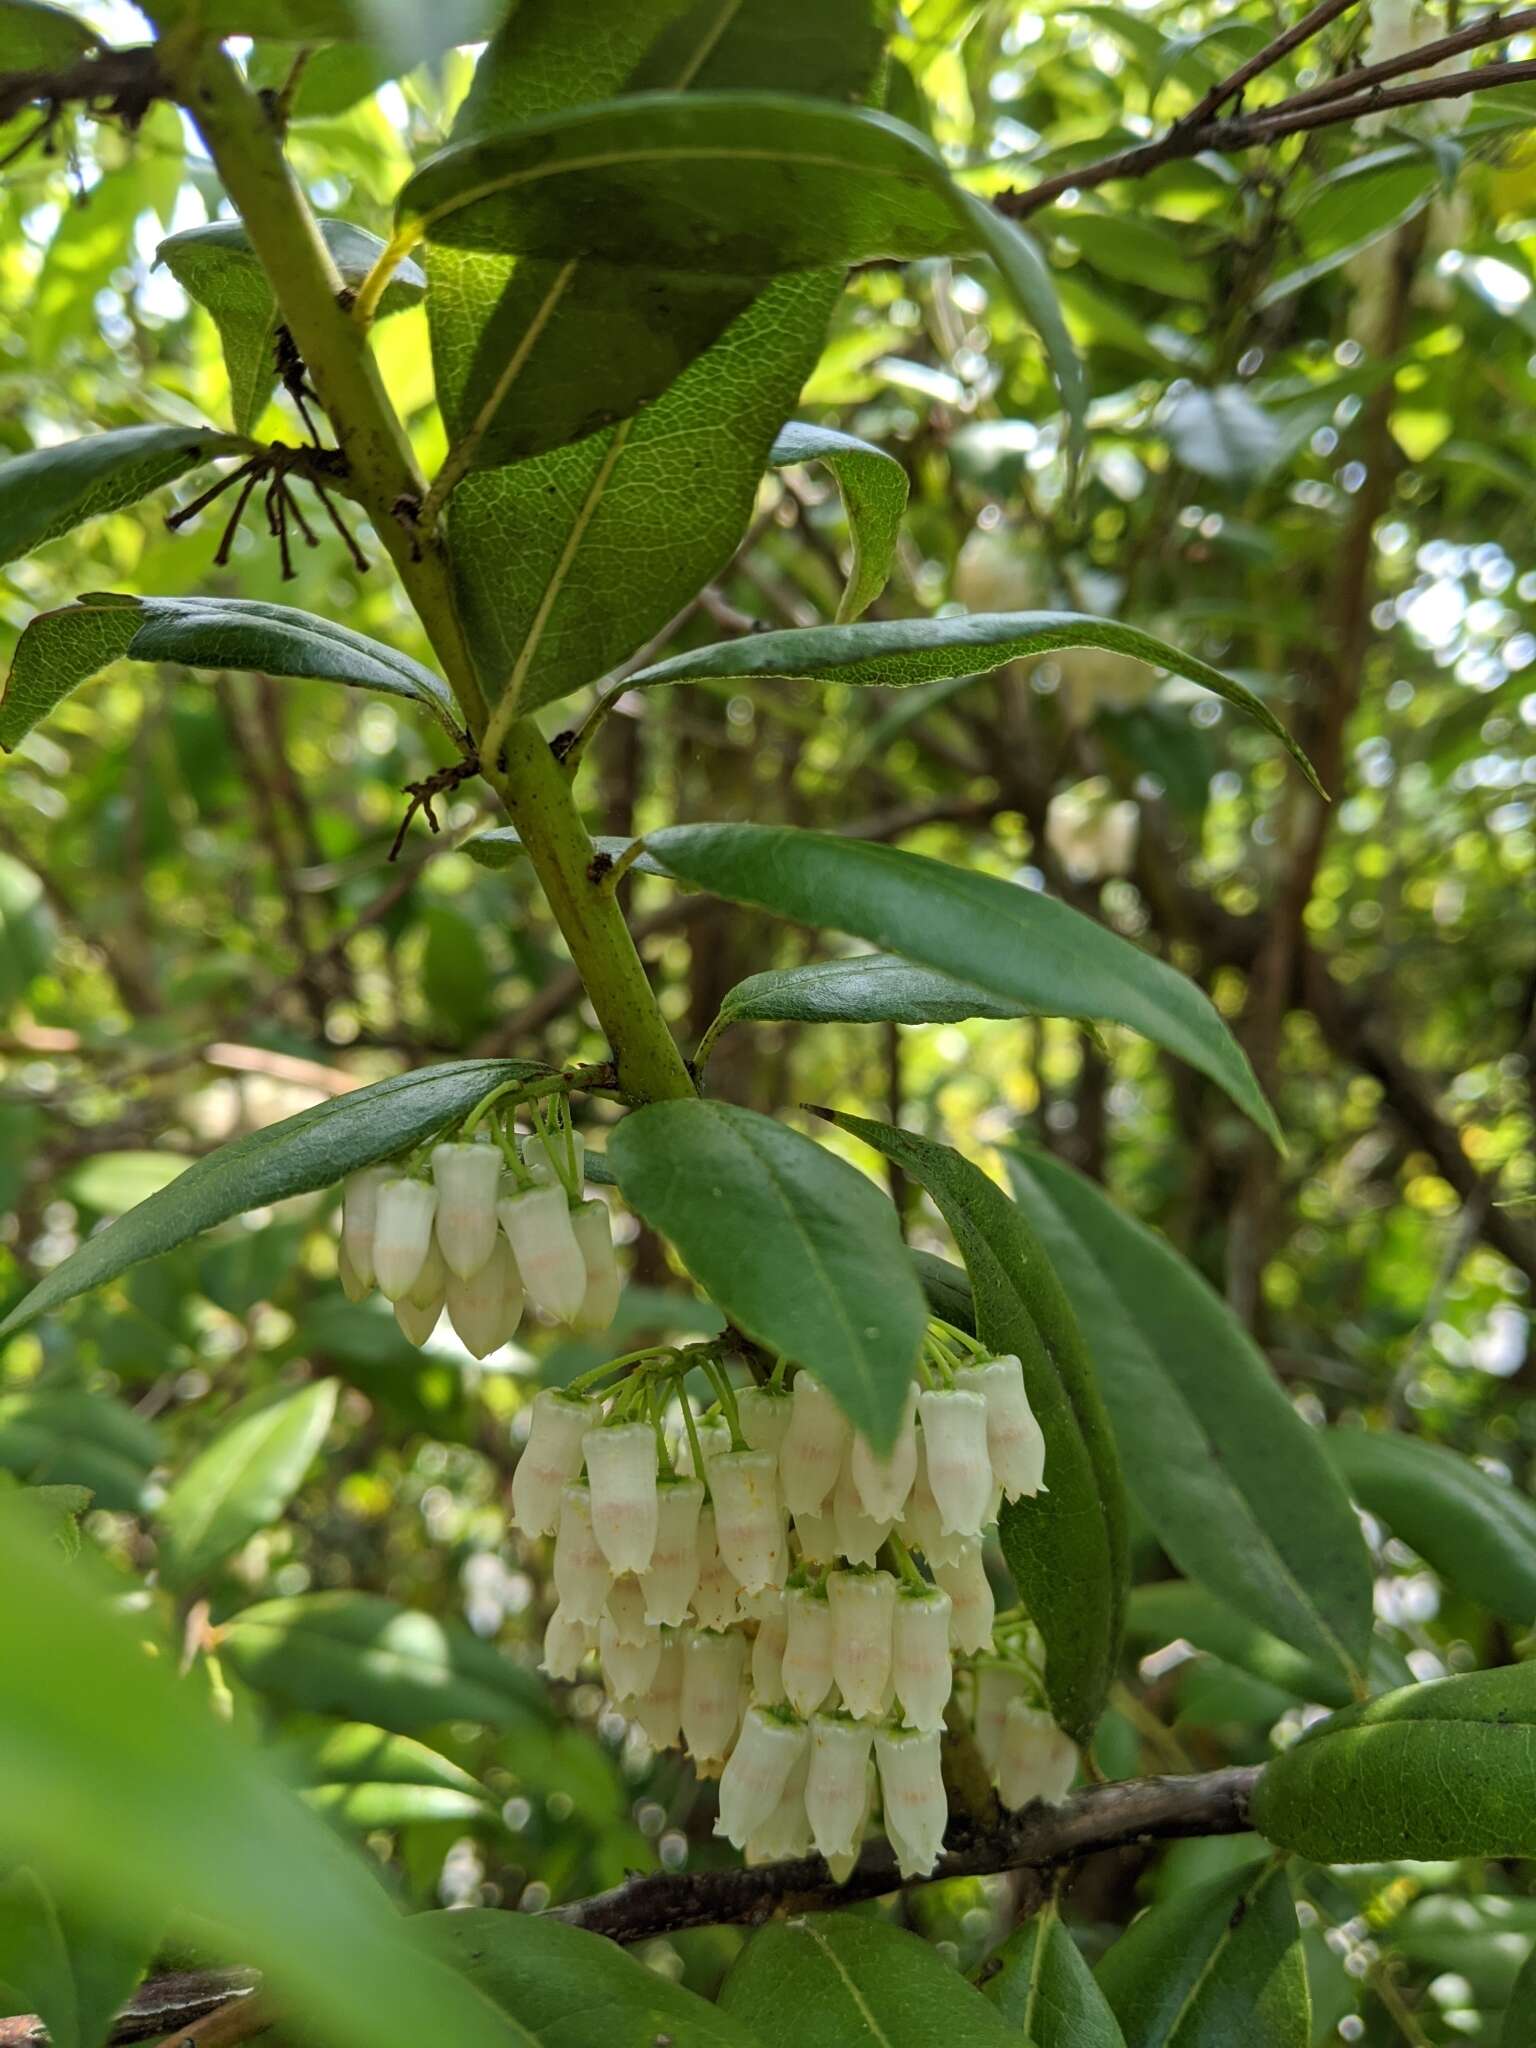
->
[[158, 37, 695, 1107]]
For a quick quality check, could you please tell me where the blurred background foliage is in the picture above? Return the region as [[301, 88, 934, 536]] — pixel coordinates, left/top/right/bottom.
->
[[4, 1, 1536, 2039]]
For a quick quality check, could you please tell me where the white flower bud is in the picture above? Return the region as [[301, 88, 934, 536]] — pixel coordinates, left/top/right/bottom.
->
[[806, 1715, 873, 1864], [932, 1539, 994, 1656], [828, 1570, 896, 1721], [904, 1428, 969, 1566], [429, 1141, 502, 1282], [680, 1628, 746, 1766], [916, 1388, 992, 1537], [891, 1587, 954, 1734], [569, 1199, 620, 1334], [875, 1727, 947, 1879], [338, 1240, 371, 1303], [692, 1506, 740, 1630], [510, 1389, 596, 1540], [716, 1704, 808, 1848], [340, 1165, 391, 1290], [955, 1356, 1045, 1502], [639, 1478, 704, 1626], [710, 1449, 785, 1594], [372, 1177, 438, 1302], [541, 1604, 595, 1681], [583, 1422, 660, 1574], [780, 1373, 851, 1518], [791, 1504, 839, 1566], [781, 1585, 836, 1718], [524, 1127, 584, 1190], [498, 1183, 586, 1325], [849, 1386, 918, 1524], [679, 1414, 731, 1483], [998, 1702, 1078, 1811], [634, 1629, 685, 1749], [744, 1742, 811, 1865], [973, 1665, 1028, 1776], [832, 1455, 892, 1568], [552, 1480, 611, 1624], [739, 1386, 793, 1458], [394, 1292, 443, 1345], [445, 1236, 519, 1359], [750, 1589, 788, 1704], [605, 1573, 652, 1647], [600, 1610, 662, 1702]]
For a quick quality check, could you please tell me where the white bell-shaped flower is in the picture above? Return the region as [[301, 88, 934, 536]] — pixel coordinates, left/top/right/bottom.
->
[[832, 1456, 892, 1568], [498, 1183, 586, 1324], [428, 1141, 502, 1281], [828, 1570, 896, 1721], [892, 1586, 954, 1734], [633, 1630, 684, 1750], [916, 1388, 992, 1537], [806, 1715, 873, 1864], [446, 1237, 519, 1360], [405, 1230, 447, 1309], [849, 1387, 918, 1524], [540, 1604, 595, 1681], [691, 1506, 740, 1630], [338, 1241, 370, 1303], [372, 1177, 438, 1302], [716, 1704, 808, 1848], [781, 1585, 836, 1718], [394, 1292, 443, 1345], [551, 1481, 611, 1624], [825, 1763, 876, 1885], [998, 1702, 1078, 1811], [904, 1429, 970, 1566], [599, 1611, 661, 1702], [605, 1573, 652, 1647], [739, 1386, 793, 1458], [744, 1743, 811, 1865], [569, 1200, 620, 1334], [583, 1422, 659, 1574], [679, 1414, 731, 1483], [932, 1539, 994, 1656], [874, 1727, 947, 1879], [750, 1589, 788, 1705], [955, 1356, 1045, 1501], [779, 1373, 851, 1518], [511, 1390, 596, 1539], [340, 1165, 392, 1290], [973, 1665, 1028, 1776], [639, 1478, 704, 1626], [710, 1449, 785, 1594], [791, 1504, 839, 1566], [524, 1126, 583, 1190], [680, 1628, 746, 1767]]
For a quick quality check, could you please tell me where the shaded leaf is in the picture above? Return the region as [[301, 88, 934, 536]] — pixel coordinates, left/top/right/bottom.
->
[[1257, 147, 1440, 311], [1124, 1583, 1355, 1713], [769, 421, 908, 621], [0, 427, 246, 572], [156, 0, 505, 37], [0, 1868, 152, 2048], [157, 1379, 339, 1590], [710, 953, 1035, 1041], [283, 1724, 490, 1829], [1, 0, 99, 66], [981, 1905, 1127, 2047], [0, 1390, 160, 1514]]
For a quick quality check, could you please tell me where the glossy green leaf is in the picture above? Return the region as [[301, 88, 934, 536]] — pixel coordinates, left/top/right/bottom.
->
[[0, 1390, 160, 1514], [1005, 1148, 1372, 1690], [720, 1914, 1015, 2048], [1124, 1583, 1355, 1712], [0, 1493, 539, 2048], [606, 1101, 926, 1452], [410, 1909, 762, 2046], [981, 1905, 1127, 2047], [1097, 1858, 1309, 2048], [1046, 208, 1206, 302], [157, 1378, 338, 1590], [0, 1868, 151, 2048], [628, 611, 1316, 790], [769, 421, 909, 621], [822, 1111, 1126, 1740], [1, 591, 461, 751], [0, 427, 246, 573], [640, 824, 1281, 1144], [1251, 1664, 1536, 1862], [1257, 148, 1440, 311], [711, 953, 1036, 1040], [1325, 1426, 1536, 1626], [156, 0, 505, 38], [158, 219, 424, 434], [220, 1591, 550, 1734], [286, 1724, 490, 1828], [64, 1149, 190, 1212], [1, 0, 99, 66], [0, 1059, 548, 1337]]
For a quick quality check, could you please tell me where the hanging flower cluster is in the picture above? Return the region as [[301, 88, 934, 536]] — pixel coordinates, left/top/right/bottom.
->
[[512, 1324, 1075, 1879], [336, 1094, 618, 1355]]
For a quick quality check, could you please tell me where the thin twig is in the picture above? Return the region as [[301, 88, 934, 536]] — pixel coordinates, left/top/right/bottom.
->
[[1179, 0, 1364, 128]]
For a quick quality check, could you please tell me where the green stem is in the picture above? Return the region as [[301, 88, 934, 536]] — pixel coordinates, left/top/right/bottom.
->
[[460, 1069, 569, 1139], [703, 1358, 744, 1450], [678, 1394, 711, 1496]]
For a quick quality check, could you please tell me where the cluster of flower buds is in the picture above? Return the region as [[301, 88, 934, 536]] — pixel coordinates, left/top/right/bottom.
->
[[512, 1322, 1072, 1879], [336, 1097, 618, 1355]]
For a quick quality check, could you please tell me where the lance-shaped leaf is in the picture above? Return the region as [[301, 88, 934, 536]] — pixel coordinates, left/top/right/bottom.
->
[[769, 422, 909, 621], [639, 823, 1281, 1144], [705, 954, 1036, 1054], [821, 1111, 1126, 1740], [1, 592, 462, 751], [980, 1904, 1127, 2048], [0, 426, 249, 572], [1125, 1583, 1357, 1711], [1006, 1148, 1373, 1691], [0, 1867, 153, 2048], [280, 1725, 490, 1829], [158, 219, 425, 434], [1251, 1664, 1536, 1862], [607, 1101, 925, 1452], [628, 611, 1318, 790], [2, 0, 100, 65], [1325, 1426, 1536, 1627], [157, 1379, 340, 1590], [0, 1059, 549, 1338]]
